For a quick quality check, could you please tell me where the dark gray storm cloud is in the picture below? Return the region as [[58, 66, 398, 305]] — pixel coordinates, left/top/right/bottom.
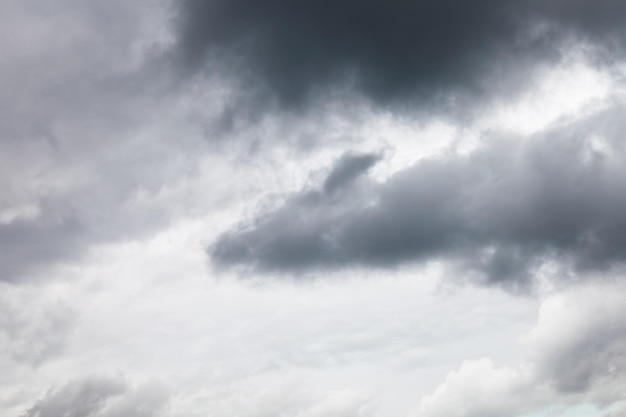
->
[[323, 152, 382, 194], [211, 101, 626, 290], [174, 0, 626, 107]]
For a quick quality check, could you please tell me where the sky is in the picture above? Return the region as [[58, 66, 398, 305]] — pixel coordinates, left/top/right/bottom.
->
[[2, 0, 626, 416]]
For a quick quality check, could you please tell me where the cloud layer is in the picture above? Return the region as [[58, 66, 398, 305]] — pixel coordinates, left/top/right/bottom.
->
[[4, 1, 626, 417]]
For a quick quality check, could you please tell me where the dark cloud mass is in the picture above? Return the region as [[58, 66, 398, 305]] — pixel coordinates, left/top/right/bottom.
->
[[175, 0, 626, 106], [211, 102, 626, 290], [323, 152, 382, 194]]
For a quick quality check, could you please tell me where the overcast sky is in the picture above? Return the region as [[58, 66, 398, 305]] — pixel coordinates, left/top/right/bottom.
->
[[2, 1, 626, 416]]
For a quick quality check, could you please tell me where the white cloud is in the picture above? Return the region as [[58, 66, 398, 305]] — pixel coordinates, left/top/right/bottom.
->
[[414, 358, 537, 417], [414, 282, 626, 417]]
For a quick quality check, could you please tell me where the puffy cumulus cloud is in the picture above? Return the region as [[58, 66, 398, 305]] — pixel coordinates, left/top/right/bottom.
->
[[526, 284, 626, 399], [172, 0, 626, 108], [210, 99, 626, 291], [21, 375, 169, 417], [414, 282, 626, 417], [414, 358, 538, 417]]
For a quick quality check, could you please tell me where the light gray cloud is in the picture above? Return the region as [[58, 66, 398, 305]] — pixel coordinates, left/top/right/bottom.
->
[[527, 284, 626, 397], [21, 376, 169, 417], [0, 0, 216, 283], [21, 376, 126, 417], [603, 408, 626, 417], [0, 285, 76, 367], [211, 100, 626, 290], [415, 282, 626, 417]]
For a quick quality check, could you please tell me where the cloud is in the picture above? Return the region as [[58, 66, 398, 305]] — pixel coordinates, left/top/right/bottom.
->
[[414, 282, 626, 417], [414, 358, 537, 417], [22, 376, 125, 417], [210, 99, 626, 290], [323, 152, 382, 195], [172, 0, 626, 108], [603, 408, 626, 417], [0, 284, 76, 366], [21, 376, 169, 417], [0, 0, 216, 283], [527, 285, 626, 397], [0, 207, 84, 282], [5, 2, 626, 417]]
